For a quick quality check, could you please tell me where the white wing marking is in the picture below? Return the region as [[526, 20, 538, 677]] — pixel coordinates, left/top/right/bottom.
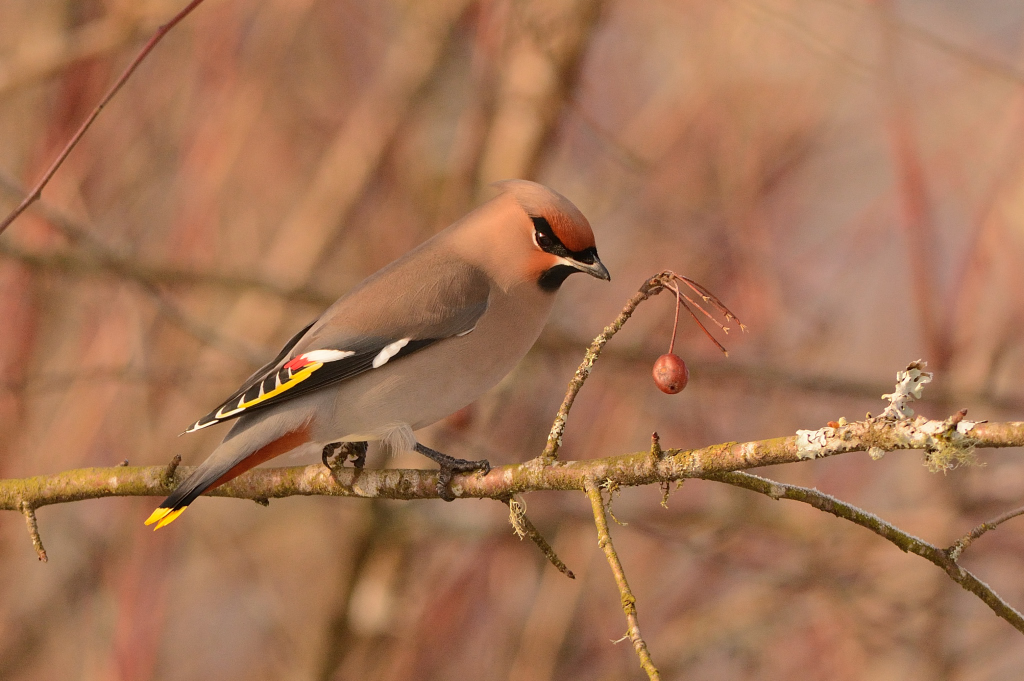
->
[[372, 338, 411, 369], [301, 349, 355, 362]]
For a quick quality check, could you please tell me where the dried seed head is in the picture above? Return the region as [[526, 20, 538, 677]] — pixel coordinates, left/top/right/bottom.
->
[[653, 353, 689, 394]]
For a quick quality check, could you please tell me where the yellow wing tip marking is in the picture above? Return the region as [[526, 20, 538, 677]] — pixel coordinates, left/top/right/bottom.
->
[[145, 506, 186, 529], [181, 359, 327, 437], [235, 363, 322, 412]]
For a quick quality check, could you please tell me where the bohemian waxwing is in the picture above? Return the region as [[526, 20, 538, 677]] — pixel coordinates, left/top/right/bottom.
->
[[146, 179, 610, 528]]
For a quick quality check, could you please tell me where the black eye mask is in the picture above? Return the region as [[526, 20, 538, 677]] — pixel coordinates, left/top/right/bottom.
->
[[531, 216, 601, 291]]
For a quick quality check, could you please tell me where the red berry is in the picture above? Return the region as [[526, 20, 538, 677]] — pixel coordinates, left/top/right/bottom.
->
[[653, 353, 688, 394]]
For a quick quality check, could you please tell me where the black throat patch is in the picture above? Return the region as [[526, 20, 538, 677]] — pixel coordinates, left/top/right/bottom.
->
[[538, 264, 578, 292]]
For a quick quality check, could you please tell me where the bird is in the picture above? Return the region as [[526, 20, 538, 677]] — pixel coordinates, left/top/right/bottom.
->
[[146, 179, 610, 529]]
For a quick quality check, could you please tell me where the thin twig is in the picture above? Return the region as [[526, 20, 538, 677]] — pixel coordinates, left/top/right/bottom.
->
[[673, 274, 743, 327], [675, 291, 729, 356], [163, 454, 182, 487], [667, 279, 731, 334], [665, 273, 745, 355], [947, 504, 1024, 561], [678, 289, 730, 333], [20, 501, 47, 562], [540, 272, 673, 461], [704, 470, 1024, 634], [584, 479, 660, 680], [0, 0, 208, 236], [502, 498, 575, 579]]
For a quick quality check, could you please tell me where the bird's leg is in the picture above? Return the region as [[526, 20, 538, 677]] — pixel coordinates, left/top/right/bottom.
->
[[321, 443, 340, 469], [322, 441, 368, 470], [321, 443, 340, 468], [347, 441, 368, 468], [414, 443, 490, 501]]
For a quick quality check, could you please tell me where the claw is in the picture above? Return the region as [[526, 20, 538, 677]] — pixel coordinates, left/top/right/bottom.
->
[[322, 441, 368, 470], [322, 443, 340, 469], [347, 441, 367, 469], [414, 443, 490, 501]]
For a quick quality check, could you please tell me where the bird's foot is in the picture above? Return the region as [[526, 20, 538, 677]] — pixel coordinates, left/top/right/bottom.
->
[[414, 443, 490, 501], [322, 441, 368, 470]]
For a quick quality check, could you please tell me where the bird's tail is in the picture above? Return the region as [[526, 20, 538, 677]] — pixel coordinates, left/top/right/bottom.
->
[[144, 471, 213, 529], [145, 506, 186, 529], [146, 427, 311, 529]]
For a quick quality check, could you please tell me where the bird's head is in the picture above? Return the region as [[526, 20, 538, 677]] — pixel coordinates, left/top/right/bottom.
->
[[487, 179, 610, 292]]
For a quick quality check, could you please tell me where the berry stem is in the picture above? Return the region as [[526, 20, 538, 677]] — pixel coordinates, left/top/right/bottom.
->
[[668, 284, 682, 354]]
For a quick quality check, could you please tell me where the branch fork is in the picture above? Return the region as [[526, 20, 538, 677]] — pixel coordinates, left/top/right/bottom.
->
[[539, 271, 741, 463]]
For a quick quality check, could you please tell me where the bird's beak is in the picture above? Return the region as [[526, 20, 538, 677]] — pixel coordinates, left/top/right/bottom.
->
[[564, 254, 611, 281]]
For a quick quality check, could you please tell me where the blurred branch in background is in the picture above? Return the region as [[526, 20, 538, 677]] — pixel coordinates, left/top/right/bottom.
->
[[0, 0, 209, 235], [0, 238, 332, 307], [0, 170, 270, 363], [0, 172, 331, 305], [0, 6, 152, 98]]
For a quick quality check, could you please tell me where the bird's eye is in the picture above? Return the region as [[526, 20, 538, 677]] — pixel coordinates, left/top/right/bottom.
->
[[535, 230, 554, 250]]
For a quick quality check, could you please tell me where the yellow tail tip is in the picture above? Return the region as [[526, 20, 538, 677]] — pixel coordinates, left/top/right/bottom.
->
[[145, 506, 186, 529]]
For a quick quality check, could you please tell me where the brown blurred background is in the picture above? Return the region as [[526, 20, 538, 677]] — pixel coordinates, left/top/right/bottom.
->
[[2, 0, 1024, 679]]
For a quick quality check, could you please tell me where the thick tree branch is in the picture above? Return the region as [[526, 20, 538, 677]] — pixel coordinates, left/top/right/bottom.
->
[[703, 470, 1024, 634], [3, 419, 1020, 510]]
